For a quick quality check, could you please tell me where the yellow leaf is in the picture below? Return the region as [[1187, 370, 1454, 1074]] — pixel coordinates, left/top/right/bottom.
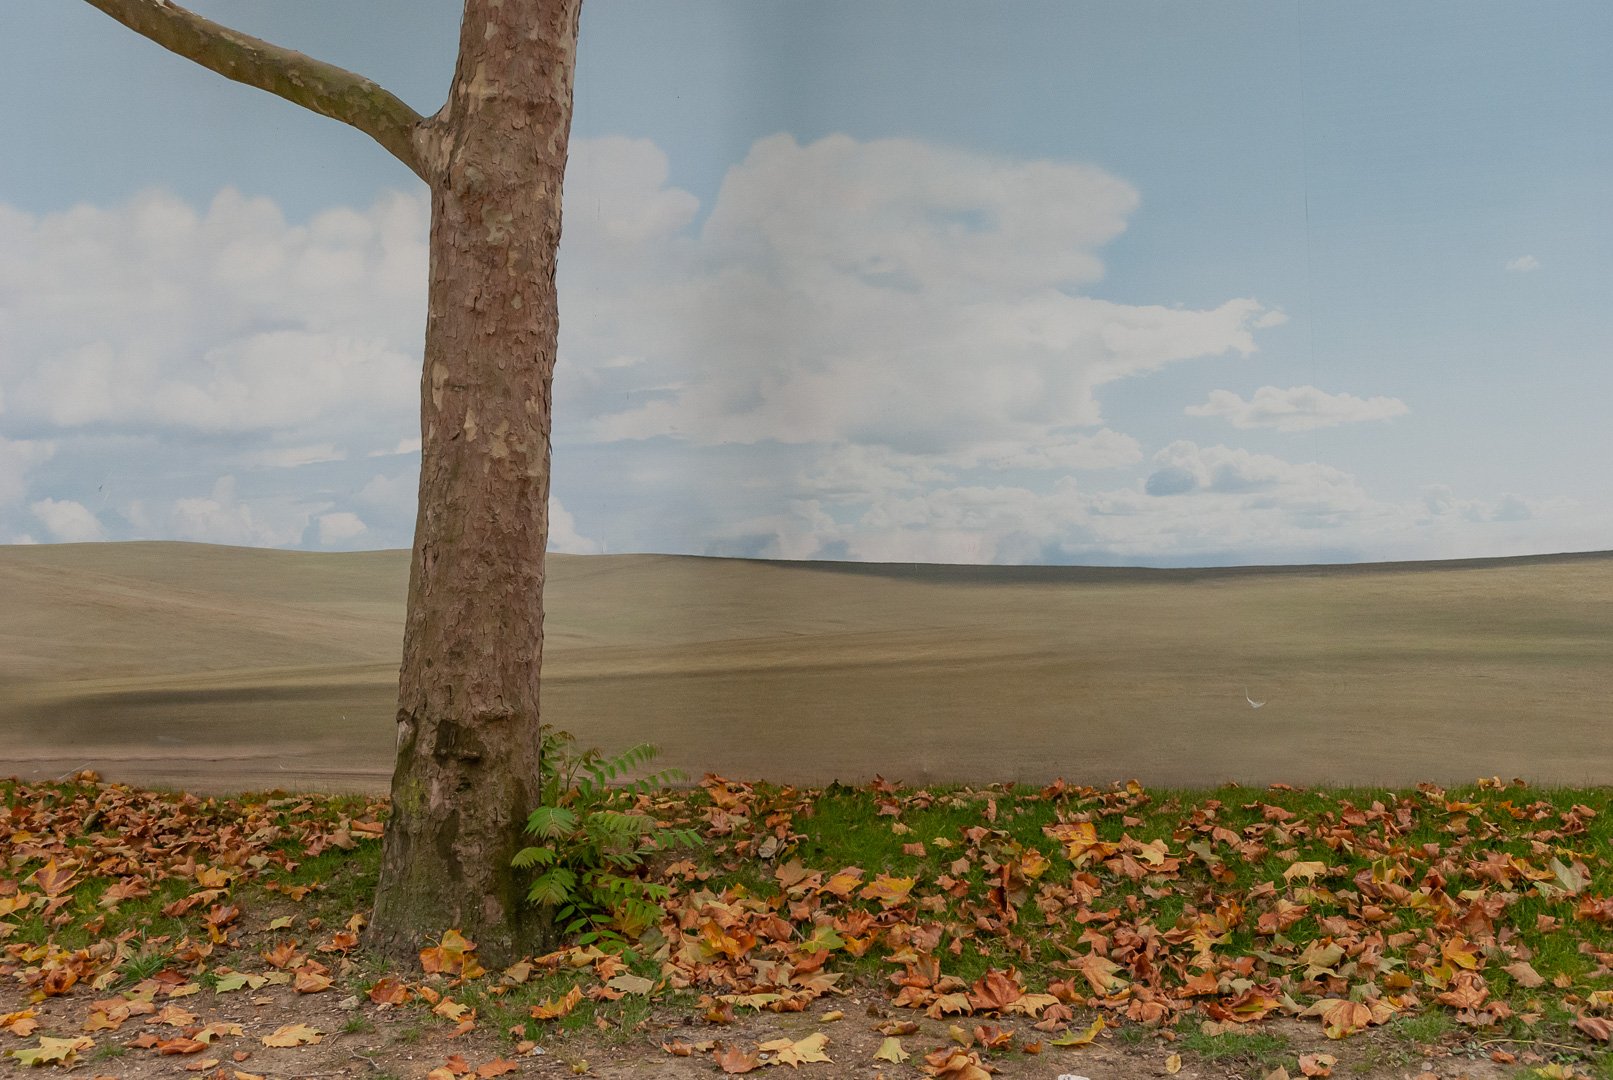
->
[[1167, 1052, 1183, 1073], [260, 1024, 323, 1048], [2, 1009, 41, 1037], [775, 1033, 831, 1068], [530, 985, 583, 1021], [1282, 861, 1327, 884], [821, 867, 865, 898], [606, 974, 654, 995], [1051, 1017, 1106, 1047], [196, 1023, 244, 1043], [874, 1037, 909, 1064], [5, 1036, 94, 1066], [858, 875, 915, 909], [433, 999, 470, 1022]]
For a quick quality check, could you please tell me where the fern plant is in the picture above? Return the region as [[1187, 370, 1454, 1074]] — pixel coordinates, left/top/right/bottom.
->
[[513, 726, 700, 952]]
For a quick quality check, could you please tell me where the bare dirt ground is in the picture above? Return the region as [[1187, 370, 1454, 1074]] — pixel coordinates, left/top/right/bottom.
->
[[0, 977, 1531, 1080]]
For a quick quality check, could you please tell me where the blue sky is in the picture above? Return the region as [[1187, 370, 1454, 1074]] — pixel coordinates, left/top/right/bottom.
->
[[1, 0, 1609, 564]]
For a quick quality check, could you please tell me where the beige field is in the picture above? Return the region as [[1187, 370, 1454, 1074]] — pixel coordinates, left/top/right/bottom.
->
[[1, 541, 1610, 794]]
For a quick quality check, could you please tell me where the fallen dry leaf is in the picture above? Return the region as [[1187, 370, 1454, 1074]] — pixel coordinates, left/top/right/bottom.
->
[[774, 1032, 831, 1067], [874, 1036, 909, 1063], [529, 985, 582, 1021], [260, 1024, 323, 1048], [1298, 1052, 1337, 1077], [4, 1036, 95, 1067], [1504, 961, 1546, 988], [715, 1043, 762, 1073]]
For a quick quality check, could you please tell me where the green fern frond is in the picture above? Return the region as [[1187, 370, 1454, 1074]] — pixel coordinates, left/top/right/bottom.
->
[[511, 845, 558, 869], [525, 867, 578, 906], [525, 805, 579, 839]]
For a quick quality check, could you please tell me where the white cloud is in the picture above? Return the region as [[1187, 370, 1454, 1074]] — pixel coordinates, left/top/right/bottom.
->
[[369, 438, 422, 457], [356, 471, 417, 514], [1186, 385, 1409, 432], [10, 534, 37, 545], [245, 443, 345, 469], [705, 439, 1575, 567], [168, 475, 317, 547], [0, 436, 54, 506], [1506, 255, 1541, 272], [0, 186, 426, 548], [30, 498, 106, 542], [1421, 484, 1538, 524], [318, 511, 367, 544], [0, 187, 423, 437], [558, 134, 1275, 465], [547, 497, 600, 555], [0, 136, 1546, 564]]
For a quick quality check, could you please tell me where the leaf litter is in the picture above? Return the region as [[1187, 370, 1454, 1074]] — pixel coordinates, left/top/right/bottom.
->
[[5, 770, 1613, 1077]]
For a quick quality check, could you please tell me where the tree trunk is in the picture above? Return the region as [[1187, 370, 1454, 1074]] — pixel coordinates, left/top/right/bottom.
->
[[77, 0, 584, 966], [367, 0, 583, 965]]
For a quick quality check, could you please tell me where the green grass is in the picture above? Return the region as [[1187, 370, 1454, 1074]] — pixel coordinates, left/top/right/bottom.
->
[[21, 771, 1613, 1072], [1173, 1025, 1291, 1062]]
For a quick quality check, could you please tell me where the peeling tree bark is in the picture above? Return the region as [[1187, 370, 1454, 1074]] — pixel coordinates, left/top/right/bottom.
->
[[371, 0, 582, 965], [79, 0, 584, 964]]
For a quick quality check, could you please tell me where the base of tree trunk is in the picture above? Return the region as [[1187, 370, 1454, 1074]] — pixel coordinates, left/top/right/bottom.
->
[[365, 712, 552, 968]]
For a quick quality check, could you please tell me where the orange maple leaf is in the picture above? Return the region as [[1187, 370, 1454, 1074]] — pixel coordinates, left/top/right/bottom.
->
[[820, 867, 864, 898], [715, 1043, 761, 1074]]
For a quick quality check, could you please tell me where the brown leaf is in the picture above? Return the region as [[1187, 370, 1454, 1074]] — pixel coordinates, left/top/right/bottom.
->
[[973, 1024, 1012, 1050], [2, 1009, 41, 1037], [158, 1038, 210, 1055], [155, 1005, 199, 1027], [27, 860, 80, 898], [1503, 961, 1546, 988], [260, 942, 302, 970], [293, 970, 334, 994], [715, 1043, 761, 1073], [1435, 971, 1489, 1010], [966, 968, 1023, 1012], [367, 977, 411, 1005], [1576, 1015, 1613, 1043], [1298, 1052, 1337, 1077], [475, 1059, 518, 1077]]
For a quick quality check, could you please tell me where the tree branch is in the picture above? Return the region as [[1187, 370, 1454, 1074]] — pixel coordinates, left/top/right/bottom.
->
[[81, 0, 429, 181]]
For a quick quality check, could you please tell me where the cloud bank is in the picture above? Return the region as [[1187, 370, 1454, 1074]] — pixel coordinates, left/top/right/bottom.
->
[[0, 133, 1567, 564]]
